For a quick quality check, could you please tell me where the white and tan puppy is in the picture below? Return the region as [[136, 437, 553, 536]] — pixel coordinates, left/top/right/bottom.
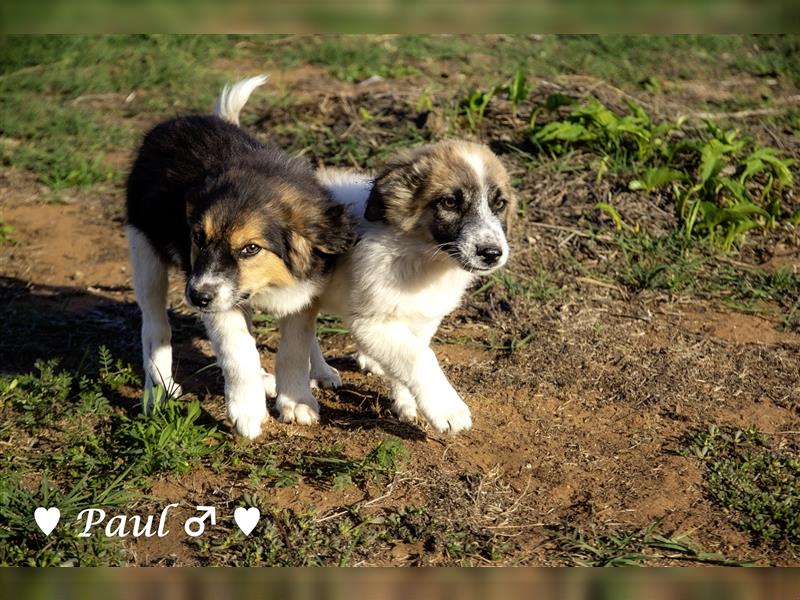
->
[[216, 76, 515, 434]]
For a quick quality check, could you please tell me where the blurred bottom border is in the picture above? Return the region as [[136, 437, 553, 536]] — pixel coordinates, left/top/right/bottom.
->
[[1, 568, 800, 600]]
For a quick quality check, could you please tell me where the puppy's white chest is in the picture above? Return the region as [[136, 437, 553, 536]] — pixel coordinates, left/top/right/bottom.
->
[[378, 268, 473, 323], [250, 279, 319, 318]]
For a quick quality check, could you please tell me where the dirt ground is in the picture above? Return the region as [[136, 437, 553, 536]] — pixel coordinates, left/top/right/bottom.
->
[[1, 65, 799, 566]]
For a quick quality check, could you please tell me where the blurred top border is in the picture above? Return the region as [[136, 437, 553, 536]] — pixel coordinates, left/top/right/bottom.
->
[[1, 0, 799, 34]]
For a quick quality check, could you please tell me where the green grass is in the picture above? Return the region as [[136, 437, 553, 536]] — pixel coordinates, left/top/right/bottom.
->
[[0, 348, 230, 564], [474, 265, 563, 303], [0, 347, 421, 565], [266, 35, 800, 89], [0, 472, 133, 566], [683, 426, 800, 552], [237, 438, 407, 491], [113, 397, 225, 476], [0, 222, 13, 243], [196, 500, 508, 566], [0, 35, 246, 189], [528, 98, 795, 250], [277, 118, 431, 170], [547, 520, 753, 566], [291, 438, 407, 489], [2, 35, 797, 191], [594, 232, 800, 325]]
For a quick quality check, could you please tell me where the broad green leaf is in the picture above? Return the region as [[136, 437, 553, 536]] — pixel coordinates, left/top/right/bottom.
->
[[532, 121, 591, 143], [717, 177, 748, 203], [629, 167, 685, 192], [699, 139, 728, 185]]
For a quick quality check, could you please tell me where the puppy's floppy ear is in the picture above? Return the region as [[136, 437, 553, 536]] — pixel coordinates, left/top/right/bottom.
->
[[313, 202, 357, 255], [502, 189, 518, 232], [364, 185, 387, 222], [364, 149, 427, 224], [285, 201, 356, 277]]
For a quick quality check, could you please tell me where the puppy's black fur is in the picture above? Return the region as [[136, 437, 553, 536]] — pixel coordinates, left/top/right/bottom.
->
[[126, 115, 353, 280]]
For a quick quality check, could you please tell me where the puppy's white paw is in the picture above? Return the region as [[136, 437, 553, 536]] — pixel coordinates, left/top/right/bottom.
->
[[261, 369, 277, 398], [276, 393, 320, 425], [293, 402, 321, 425], [421, 394, 473, 435], [226, 383, 268, 440], [310, 364, 342, 390], [356, 352, 385, 376], [391, 384, 418, 422]]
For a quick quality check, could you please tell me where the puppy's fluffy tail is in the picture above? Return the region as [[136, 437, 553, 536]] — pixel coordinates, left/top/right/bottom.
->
[[213, 74, 268, 126]]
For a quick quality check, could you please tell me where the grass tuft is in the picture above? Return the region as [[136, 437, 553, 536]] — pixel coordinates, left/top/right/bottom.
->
[[682, 425, 800, 551], [529, 98, 795, 250], [548, 520, 753, 566]]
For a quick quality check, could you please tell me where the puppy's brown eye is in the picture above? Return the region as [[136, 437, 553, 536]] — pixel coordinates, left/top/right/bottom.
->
[[493, 197, 507, 213], [240, 243, 261, 258], [193, 230, 205, 248], [440, 196, 458, 210]]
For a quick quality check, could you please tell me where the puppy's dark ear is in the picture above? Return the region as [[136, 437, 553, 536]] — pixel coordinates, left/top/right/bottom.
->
[[285, 201, 356, 277], [313, 202, 356, 255], [364, 185, 386, 222], [364, 150, 426, 224]]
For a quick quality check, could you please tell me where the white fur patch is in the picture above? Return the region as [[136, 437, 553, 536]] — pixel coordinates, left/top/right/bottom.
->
[[460, 150, 486, 190], [249, 278, 320, 319], [213, 74, 269, 125]]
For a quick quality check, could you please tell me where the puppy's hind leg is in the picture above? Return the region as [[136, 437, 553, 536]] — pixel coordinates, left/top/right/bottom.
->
[[355, 351, 385, 376], [275, 308, 320, 425], [310, 335, 341, 390], [127, 226, 181, 411]]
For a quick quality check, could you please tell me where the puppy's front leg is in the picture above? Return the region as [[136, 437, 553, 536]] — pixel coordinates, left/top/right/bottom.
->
[[350, 319, 472, 434], [275, 308, 320, 425], [203, 308, 267, 439]]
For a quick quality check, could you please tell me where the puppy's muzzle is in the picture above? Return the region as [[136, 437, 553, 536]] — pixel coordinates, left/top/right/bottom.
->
[[476, 244, 502, 268], [186, 281, 216, 310]]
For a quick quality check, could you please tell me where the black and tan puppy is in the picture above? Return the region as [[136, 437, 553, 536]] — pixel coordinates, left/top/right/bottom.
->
[[126, 108, 353, 439]]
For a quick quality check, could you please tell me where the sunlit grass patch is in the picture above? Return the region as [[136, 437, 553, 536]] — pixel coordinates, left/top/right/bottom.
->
[[547, 520, 753, 566], [528, 98, 795, 250], [683, 425, 800, 551], [594, 232, 800, 325], [197, 499, 510, 566]]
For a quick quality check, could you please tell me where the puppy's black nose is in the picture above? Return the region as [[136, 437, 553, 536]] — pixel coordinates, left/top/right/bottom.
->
[[188, 286, 214, 309], [477, 245, 502, 266]]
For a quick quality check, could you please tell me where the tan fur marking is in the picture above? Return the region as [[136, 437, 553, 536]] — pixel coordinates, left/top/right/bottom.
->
[[239, 250, 296, 291], [288, 232, 314, 276], [201, 212, 218, 241], [230, 220, 267, 251]]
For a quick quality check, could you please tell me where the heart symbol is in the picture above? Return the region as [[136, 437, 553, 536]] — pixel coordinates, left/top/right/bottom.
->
[[233, 507, 260, 536], [34, 507, 60, 536]]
